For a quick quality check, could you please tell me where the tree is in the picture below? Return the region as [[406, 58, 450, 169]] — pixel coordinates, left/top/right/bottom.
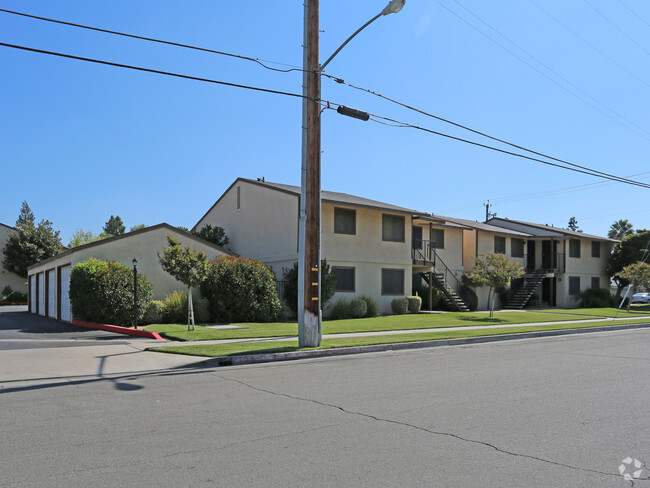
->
[[103, 215, 125, 236], [193, 224, 229, 247], [129, 224, 146, 232], [608, 219, 634, 240], [618, 262, 650, 311], [158, 235, 209, 330], [281, 259, 337, 312], [68, 229, 101, 248], [2, 201, 63, 277], [567, 217, 582, 232], [607, 231, 650, 298], [465, 252, 524, 317]]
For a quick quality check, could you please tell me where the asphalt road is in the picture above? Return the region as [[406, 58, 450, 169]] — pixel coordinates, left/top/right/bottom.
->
[[2, 328, 649, 487]]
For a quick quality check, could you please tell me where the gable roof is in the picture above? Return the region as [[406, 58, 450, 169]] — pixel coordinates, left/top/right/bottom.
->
[[487, 217, 616, 242], [27, 223, 235, 271], [437, 215, 531, 237], [0, 222, 16, 232]]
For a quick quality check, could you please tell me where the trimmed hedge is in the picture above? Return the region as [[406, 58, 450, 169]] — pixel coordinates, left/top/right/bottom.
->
[[391, 298, 409, 315], [358, 295, 378, 318], [200, 256, 282, 323], [69, 258, 153, 326], [406, 296, 422, 314], [350, 298, 368, 318], [579, 288, 616, 308]]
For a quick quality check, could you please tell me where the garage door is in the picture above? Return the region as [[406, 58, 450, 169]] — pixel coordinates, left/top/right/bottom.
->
[[37, 273, 45, 316], [47, 269, 56, 318], [59, 265, 71, 322], [30, 276, 36, 313]]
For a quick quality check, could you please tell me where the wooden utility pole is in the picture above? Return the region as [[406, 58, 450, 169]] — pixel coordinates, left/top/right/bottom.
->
[[299, 0, 322, 347]]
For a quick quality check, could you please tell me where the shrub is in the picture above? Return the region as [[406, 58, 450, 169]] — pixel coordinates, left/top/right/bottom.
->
[[412, 283, 443, 310], [358, 294, 378, 317], [200, 256, 282, 323], [459, 285, 478, 311], [579, 288, 615, 308], [350, 298, 368, 318], [2, 285, 12, 299], [328, 298, 352, 320], [406, 295, 422, 314], [162, 291, 188, 324], [193, 297, 211, 323], [391, 298, 409, 315], [143, 300, 165, 324], [69, 258, 153, 326]]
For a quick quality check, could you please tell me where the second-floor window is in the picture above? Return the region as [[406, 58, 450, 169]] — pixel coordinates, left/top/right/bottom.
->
[[511, 238, 524, 258], [591, 241, 601, 258], [569, 239, 581, 258], [382, 214, 405, 242], [431, 228, 445, 249], [494, 236, 506, 254], [334, 208, 356, 235]]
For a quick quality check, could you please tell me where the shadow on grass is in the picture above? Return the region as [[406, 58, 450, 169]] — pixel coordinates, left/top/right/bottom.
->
[[458, 316, 506, 324]]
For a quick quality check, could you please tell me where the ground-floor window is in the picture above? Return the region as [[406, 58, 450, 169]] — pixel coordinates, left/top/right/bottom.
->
[[591, 277, 600, 289], [382, 268, 404, 295], [569, 276, 580, 296], [333, 267, 355, 292]]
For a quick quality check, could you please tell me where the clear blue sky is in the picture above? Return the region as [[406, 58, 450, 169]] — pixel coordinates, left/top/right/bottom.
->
[[1, 0, 649, 245]]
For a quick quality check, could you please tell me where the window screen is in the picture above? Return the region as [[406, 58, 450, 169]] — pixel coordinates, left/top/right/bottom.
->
[[382, 268, 404, 295], [382, 214, 405, 242], [334, 208, 356, 235]]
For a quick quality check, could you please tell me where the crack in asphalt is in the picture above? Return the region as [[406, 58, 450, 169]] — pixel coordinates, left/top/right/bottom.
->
[[218, 375, 625, 481]]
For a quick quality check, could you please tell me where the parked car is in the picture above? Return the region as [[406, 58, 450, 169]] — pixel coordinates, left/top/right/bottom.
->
[[631, 292, 650, 303]]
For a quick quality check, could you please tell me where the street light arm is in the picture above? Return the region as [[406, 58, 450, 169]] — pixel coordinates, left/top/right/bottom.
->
[[320, 12, 382, 71]]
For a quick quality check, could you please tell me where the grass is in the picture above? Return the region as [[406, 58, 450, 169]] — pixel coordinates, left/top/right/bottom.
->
[[145, 310, 604, 341], [536, 305, 650, 318], [147, 317, 650, 357]]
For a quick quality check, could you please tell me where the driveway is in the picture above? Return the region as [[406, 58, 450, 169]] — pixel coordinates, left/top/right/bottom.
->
[[0, 306, 205, 382]]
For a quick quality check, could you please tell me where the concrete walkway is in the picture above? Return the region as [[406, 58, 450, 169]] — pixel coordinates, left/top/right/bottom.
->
[[149, 315, 650, 347]]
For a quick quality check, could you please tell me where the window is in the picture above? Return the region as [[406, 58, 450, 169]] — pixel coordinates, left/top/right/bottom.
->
[[334, 208, 356, 235], [333, 267, 355, 292], [511, 238, 525, 258], [382, 214, 405, 242], [591, 241, 601, 258], [382, 268, 404, 295], [412, 226, 423, 249], [591, 277, 600, 289], [236, 186, 241, 210], [569, 276, 580, 296], [431, 228, 445, 249], [569, 239, 581, 258], [494, 236, 506, 254]]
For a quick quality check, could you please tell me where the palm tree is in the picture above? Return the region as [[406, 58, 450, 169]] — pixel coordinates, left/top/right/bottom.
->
[[608, 219, 634, 239]]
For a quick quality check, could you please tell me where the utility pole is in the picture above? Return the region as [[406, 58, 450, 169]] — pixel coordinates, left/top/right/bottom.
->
[[299, 0, 321, 347]]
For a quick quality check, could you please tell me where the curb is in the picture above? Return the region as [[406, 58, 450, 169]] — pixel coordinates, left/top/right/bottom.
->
[[184, 322, 650, 368], [72, 320, 164, 340]]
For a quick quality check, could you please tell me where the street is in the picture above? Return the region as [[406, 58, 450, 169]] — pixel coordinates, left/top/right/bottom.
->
[[1, 319, 649, 487]]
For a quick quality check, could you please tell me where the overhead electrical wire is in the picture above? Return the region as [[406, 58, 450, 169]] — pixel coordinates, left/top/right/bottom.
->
[[431, 0, 650, 141], [324, 74, 650, 187], [616, 0, 650, 29], [3, 41, 650, 191], [0, 7, 307, 73]]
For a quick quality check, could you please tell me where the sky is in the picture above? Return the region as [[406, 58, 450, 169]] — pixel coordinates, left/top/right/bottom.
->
[[1, 0, 649, 245]]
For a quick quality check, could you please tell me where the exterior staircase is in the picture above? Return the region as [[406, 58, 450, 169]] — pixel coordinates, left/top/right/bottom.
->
[[420, 272, 470, 312], [505, 270, 546, 309]]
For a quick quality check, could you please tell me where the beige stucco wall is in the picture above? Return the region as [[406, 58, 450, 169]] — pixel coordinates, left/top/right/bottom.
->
[[0, 224, 28, 294], [27, 226, 230, 320], [196, 181, 299, 267]]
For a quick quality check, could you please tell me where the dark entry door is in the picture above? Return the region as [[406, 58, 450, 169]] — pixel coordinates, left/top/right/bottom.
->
[[542, 241, 552, 269], [527, 240, 536, 270]]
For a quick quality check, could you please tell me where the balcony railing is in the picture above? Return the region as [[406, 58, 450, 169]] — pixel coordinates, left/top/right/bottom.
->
[[412, 239, 462, 295]]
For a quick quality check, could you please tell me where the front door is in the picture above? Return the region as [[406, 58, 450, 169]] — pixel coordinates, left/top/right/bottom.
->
[[542, 241, 552, 270], [527, 240, 536, 270]]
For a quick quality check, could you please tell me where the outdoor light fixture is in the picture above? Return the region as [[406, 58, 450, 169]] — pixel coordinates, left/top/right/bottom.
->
[[382, 0, 406, 15]]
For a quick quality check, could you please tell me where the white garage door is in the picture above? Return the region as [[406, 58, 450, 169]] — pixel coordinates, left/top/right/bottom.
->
[[47, 269, 56, 318], [37, 273, 45, 316], [59, 265, 71, 322], [30, 275, 36, 313]]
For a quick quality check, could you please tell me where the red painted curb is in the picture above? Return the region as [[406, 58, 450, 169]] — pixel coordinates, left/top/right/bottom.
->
[[0, 301, 28, 305], [72, 320, 165, 340]]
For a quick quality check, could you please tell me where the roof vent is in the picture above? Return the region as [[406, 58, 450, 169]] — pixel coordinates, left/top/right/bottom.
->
[[257, 177, 265, 182]]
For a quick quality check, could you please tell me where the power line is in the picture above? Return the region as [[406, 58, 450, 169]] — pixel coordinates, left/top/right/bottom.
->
[[615, 0, 650, 30], [0, 42, 312, 101], [324, 74, 650, 187], [431, 0, 650, 141], [362, 111, 650, 189], [0, 8, 306, 73]]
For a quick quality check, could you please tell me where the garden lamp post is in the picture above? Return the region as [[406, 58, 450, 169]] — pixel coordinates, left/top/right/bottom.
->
[[132, 257, 138, 328], [298, 0, 405, 347]]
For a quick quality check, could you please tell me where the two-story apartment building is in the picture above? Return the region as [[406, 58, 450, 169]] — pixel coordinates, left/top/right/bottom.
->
[[194, 178, 469, 314], [487, 217, 616, 308]]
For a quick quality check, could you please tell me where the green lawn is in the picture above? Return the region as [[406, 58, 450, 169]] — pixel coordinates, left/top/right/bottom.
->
[[536, 305, 650, 318], [147, 318, 650, 357], [145, 310, 604, 341]]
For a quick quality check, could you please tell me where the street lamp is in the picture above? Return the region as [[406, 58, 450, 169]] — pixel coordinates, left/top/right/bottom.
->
[[132, 257, 138, 329], [298, 0, 405, 347]]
